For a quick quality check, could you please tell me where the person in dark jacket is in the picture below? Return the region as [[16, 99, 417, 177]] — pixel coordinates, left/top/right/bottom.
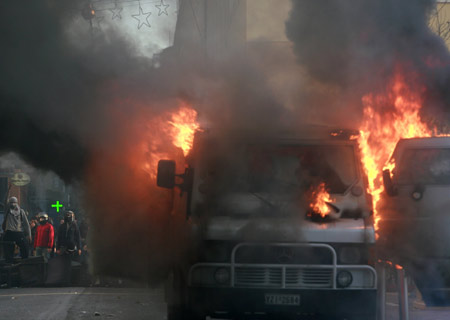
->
[[29, 217, 38, 256], [51, 211, 81, 285], [2, 197, 31, 263], [56, 211, 81, 256]]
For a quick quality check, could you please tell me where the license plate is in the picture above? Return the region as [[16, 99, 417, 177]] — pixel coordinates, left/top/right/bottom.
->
[[265, 294, 300, 306]]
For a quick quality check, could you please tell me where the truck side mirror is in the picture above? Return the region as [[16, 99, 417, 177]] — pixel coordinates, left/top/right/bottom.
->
[[382, 169, 397, 196], [157, 160, 176, 189]]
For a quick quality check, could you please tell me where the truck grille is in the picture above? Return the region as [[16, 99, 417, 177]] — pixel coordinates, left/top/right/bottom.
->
[[231, 244, 336, 289], [189, 244, 377, 290], [235, 267, 282, 287], [285, 268, 333, 288], [234, 266, 333, 288]]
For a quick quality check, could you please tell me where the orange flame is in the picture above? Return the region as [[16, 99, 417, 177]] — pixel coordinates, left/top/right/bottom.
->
[[141, 139, 169, 180], [357, 69, 436, 232], [309, 182, 335, 218], [169, 105, 201, 157], [383, 260, 404, 270], [140, 104, 200, 180]]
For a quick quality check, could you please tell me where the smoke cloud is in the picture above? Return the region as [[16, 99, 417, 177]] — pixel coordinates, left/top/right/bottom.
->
[[285, 0, 450, 305], [285, 0, 450, 123], [3, 0, 450, 285], [0, 0, 292, 281]]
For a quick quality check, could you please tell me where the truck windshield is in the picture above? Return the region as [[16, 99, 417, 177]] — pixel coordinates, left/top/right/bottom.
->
[[396, 148, 450, 185], [197, 144, 357, 196]]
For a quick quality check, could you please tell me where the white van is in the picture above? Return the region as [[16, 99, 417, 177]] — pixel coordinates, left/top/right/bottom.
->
[[158, 129, 377, 320], [381, 137, 450, 306]]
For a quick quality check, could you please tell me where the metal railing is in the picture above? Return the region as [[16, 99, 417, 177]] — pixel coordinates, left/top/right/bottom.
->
[[377, 261, 409, 320], [189, 242, 377, 290]]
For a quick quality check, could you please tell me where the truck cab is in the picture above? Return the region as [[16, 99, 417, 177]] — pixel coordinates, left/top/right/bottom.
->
[[381, 137, 450, 306], [158, 130, 377, 320]]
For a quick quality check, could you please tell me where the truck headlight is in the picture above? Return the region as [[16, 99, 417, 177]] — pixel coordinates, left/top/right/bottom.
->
[[411, 191, 422, 201], [337, 270, 353, 288], [214, 268, 230, 285], [190, 266, 231, 286], [351, 185, 363, 197], [344, 268, 376, 288]]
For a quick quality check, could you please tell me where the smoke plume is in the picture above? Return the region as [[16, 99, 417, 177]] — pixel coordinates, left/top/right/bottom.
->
[[0, 0, 291, 281], [3, 0, 450, 285], [285, 0, 450, 305], [285, 0, 450, 123]]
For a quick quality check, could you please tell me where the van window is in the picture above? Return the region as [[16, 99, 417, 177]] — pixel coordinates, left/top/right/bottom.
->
[[246, 145, 356, 194], [396, 148, 450, 185], [198, 144, 357, 195]]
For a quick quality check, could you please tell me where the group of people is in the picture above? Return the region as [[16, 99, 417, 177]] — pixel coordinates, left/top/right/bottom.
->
[[1, 197, 84, 265]]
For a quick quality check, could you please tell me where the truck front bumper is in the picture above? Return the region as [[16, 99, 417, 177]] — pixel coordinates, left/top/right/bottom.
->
[[187, 287, 376, 318], [185, 243, 377, 318]]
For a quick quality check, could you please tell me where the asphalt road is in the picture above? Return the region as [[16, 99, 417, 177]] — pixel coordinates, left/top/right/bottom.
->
[[0, 286, 450, 320], [0, 286, 166, 320], [385, 291, 450, 320]]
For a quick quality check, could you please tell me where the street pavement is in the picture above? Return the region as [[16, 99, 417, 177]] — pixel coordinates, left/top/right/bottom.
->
[[0, 286, 166, 320], [385, 292, 450, 320], [0, 286, 450, 319]]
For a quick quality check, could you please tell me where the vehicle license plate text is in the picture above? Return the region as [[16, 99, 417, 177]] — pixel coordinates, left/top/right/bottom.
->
[[265, 294, 300, 306]]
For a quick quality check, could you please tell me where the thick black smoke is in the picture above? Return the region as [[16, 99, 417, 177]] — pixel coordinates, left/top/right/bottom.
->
[[0, 1, 290, 281], [286, 0, 450, 304], [0, 2, 168, 180], [1, 0, 288, 174], [285, 0, 450, 121], [0, 102, 86, 181], [286, 0, 443, 84], [0, 3, 93, 180]]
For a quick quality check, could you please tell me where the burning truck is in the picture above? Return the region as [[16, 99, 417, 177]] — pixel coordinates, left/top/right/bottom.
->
[[157, 128, 377, 320], [379, 136, 450, 306]]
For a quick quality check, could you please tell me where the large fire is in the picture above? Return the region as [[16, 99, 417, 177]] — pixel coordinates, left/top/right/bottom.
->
[[357, 68, 437, 232], [84, 103, 199, 280], [169, 104, 201, 157], [141, 104, 200, 179], [309, 182, 335, 218]]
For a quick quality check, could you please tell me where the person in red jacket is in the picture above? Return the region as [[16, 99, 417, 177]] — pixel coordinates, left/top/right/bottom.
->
[[34, 212, 54, 262]]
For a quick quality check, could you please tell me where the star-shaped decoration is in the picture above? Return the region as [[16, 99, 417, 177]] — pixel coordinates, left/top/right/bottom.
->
[[110, 2, 123, 20], [132, 6, 152, 29], [155, 0, 170, 16]]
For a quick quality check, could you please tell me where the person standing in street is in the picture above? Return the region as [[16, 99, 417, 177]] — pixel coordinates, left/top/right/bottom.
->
[[2, 197, 31, 263], [54, 211, 81, 285], [56, 211, 81, 256], [29, 217, 38, 256], [33, 212, 54, 262]]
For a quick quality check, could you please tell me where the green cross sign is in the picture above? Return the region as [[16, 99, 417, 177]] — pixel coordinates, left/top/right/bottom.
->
[[51, 201, 63, 212]]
